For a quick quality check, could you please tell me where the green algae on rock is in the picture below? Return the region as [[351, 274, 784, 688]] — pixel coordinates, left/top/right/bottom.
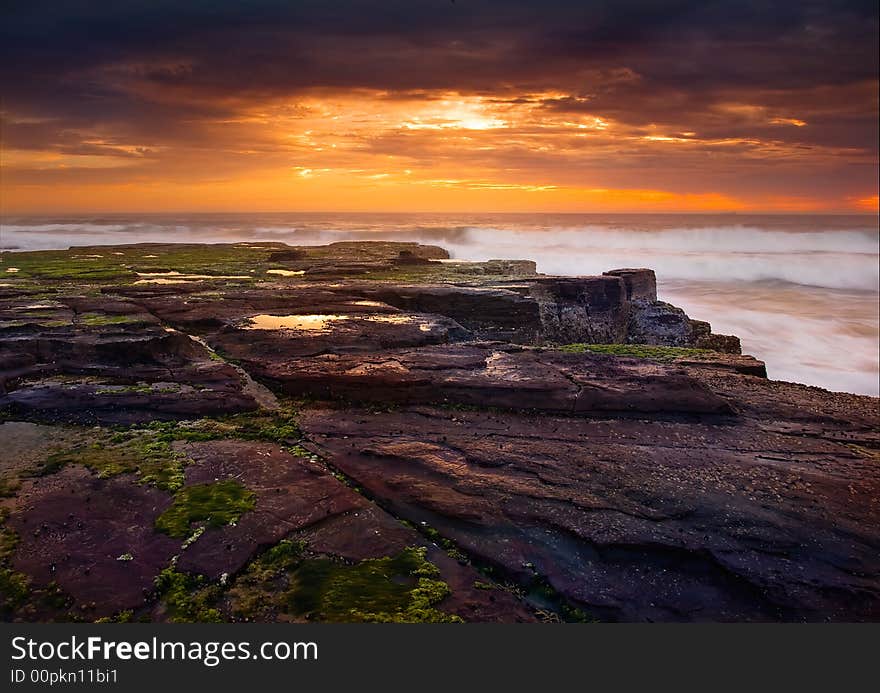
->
[[230, 543, 463, 623], [155, 480, 256, 538], [0, 241, 458, 284], [77, 312, 151, 327], [557, 343, 713, 361], [0, 524, 18, 564], [139, 407, 302, 446], [0, 567, 30, 615], [42, 435, 187, 491], [153, 566, 224, 623]]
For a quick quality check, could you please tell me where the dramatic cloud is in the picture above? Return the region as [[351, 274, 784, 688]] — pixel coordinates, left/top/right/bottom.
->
[[1, 0, 877, 212]]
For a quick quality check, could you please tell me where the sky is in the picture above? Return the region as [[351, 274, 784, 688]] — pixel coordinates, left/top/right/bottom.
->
[[1, 0, 878, 214]]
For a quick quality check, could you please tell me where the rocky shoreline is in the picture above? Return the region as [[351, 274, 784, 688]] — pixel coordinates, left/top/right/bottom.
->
[[1, 241, 877, 622]]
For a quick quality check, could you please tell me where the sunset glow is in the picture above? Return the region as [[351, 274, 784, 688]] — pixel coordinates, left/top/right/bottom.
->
[[1, 2, 877, 214]]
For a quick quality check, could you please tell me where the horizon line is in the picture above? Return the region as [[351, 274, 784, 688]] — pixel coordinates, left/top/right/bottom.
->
[[2, 210, 878, 218]]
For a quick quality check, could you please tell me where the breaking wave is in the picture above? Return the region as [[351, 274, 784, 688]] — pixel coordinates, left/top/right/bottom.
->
[[435, 226, 879, 292], [2, 217, 876, 291]]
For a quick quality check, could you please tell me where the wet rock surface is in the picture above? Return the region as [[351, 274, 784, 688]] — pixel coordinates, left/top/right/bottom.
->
[[298, 397, 880, 622], [9, 465, 181, 616], [255, 343, 736, 416], [0, 295, 260, 423], [0, 241, 877, 622]]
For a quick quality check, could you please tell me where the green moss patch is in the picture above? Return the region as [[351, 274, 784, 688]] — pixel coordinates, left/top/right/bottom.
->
[[0, 568, 30, 615], [78, 312, 148, 327], [3, 243, 288, 283], [40, 435, 186, 491], [2, 250, 136, 282], [26, 408, 301, 499], [154, 567, 223, 623], [92, 382, 185, 396], [155, 480, 256, 538], [139, 407, 302, 446], [0, 525, 19, 563], [558, 343, 712, 362], [231, 543, 462, 623]]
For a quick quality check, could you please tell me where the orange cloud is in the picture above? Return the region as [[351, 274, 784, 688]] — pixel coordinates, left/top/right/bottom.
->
[[1, 89, 875, 213]]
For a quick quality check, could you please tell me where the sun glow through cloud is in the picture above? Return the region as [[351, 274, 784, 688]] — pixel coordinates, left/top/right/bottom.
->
[[0, 2, 876, 214]]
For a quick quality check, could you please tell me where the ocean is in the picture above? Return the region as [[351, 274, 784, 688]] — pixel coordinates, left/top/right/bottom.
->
[[2, 212, 878, 396]]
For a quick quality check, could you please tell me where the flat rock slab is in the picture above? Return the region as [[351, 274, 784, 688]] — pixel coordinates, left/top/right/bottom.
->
[[685, 365, 880, 430], [167, 439, 534, 622], [172, 440, 371, 579], [299, 403, 880, 622], [128, 288, 377, 333], [9, 466, 179, 616], [2, 365, 259, 424], [4, 437, 533, 622], [257, 343, 735, 416], [330, 283, 544, 342], [675, 353, 767, 377], [169, 440, 534, 621], [212, 310, 471, 361], [0, 421, 86, 491], [0, 294, 261, 422], [285, 503, 534, 623]]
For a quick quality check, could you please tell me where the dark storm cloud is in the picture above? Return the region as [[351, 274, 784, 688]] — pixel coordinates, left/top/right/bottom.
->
[[2, 1, 876, 96]]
